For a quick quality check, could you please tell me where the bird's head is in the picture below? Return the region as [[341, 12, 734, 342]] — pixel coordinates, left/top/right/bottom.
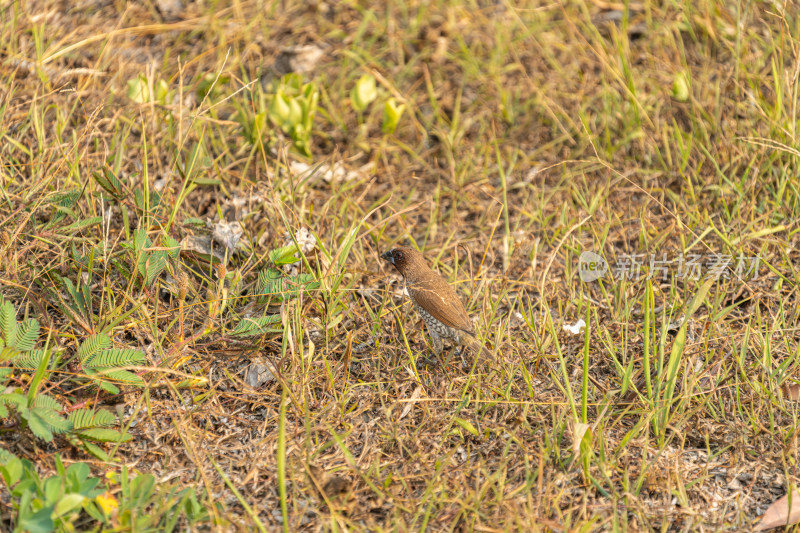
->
[[380, 246, 420, 274]]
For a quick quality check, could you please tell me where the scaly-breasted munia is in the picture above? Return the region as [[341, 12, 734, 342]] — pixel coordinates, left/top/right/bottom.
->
[[381, 246, 484, 359]]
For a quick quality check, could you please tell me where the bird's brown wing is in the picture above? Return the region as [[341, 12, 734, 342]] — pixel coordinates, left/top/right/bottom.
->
[[410, 278, 474, 334]]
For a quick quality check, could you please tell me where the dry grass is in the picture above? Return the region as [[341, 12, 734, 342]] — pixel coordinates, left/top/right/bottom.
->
[[2, 0, 800, 530]]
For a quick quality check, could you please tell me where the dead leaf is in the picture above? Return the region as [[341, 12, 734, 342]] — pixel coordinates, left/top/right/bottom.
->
[[399, 385, 424, 421], [243, 357, 276, 388], [212, 219, 243, 255], [755, 488, 800, 530], [180, 234, 226, 264], [572, 422, 591, 457], [275, 45, 326, 75]]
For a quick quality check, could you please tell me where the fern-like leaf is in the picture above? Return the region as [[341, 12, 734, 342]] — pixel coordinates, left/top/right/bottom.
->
[[80, 441, 110, 461], [231, 315, 282, 337], [62, 216, 103, 232], [145, 250, 167, 285], [68, 408, 116, 430], [78, 334, 110, 365], [47, 188, 81, 225], [13, 319, 40, 352], [0, 298, 16, 346], [76, 428, 131, 443], [83, 348, 145, 369], [28, 407, 72, 442], [0, 346, 21, 364], [256, 268, 319, 303], [32, 394, 63, 412], [133, 228, 151, 252], [11, 349, 47, 370], [0, 392, 26, 417], [98, 382, 120, 395], [268, 243, 301, 265], [93, 369, 144, 385], [164, 236, 181, 260], [0, 393, 26, 408], [78, 337, 146, 390]]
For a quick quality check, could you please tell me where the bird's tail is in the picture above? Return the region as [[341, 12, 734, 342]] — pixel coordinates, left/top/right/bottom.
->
[[464, 332, 493, 363]]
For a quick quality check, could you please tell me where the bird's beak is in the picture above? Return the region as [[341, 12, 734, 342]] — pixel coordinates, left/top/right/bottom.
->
[[380, 250, 394, 264]]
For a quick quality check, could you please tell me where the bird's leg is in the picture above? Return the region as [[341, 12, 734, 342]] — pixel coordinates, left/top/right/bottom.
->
[[426, 324, 445, 365], [453, 345, 467, 367], [453, 334, 468, 367], [453, 341, 463, 358]]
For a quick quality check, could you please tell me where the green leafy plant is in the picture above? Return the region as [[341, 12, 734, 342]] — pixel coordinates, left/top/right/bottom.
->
[[0, 298, 72, 443], [92, 166, 164, 226], [269, 74, 319, 156], [92, 167, 127, 201], [133, 187, 162, 214], [240, 73, 319, 157], [55, 275, 95, 334], [672, 71, 691, 102], [0, 298, 135, 452], [129, 229, 180, 286], [268, 241, 304, 266], [0, 297, 40, 362], [0, 452, 105, 533], [228, 237, 321, 338], [113, 467, 209, 531], [126, 74, 171, 106], [382, 97, 406, 134], [77, 333, 146, 395], [229, 267, 319, 338], [45, 189, 82, 227], [195, 71, 230, 100], [239, 106, 268, 146], [0, 452, 210, 532], [0, 391, 72, 444], [351, 74, 377, 112], [134, 228, 167, 285], [256, 268, 319, 304], [66, 408, 132, 460], [230, 315, 282, 337]]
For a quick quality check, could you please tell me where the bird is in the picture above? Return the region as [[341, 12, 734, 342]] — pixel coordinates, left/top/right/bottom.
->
[[381, 246, 486, 362]]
